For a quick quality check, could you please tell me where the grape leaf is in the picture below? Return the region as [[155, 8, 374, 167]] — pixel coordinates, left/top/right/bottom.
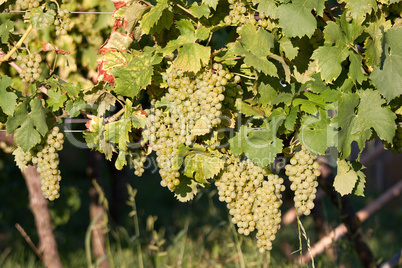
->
[[333, 90, 396, 159], [110, 53, 155, 98], [202, 0, 219, 10], [141, 0, 170, 34], [363, 16, 392, 68], [300, 109, 336, 155], [115, 150, 127, 170], [339, 0, 377, 23], [256, 0, 278, 18], [189, 2, 210, 18], [279, 38, 299, 60], [277, 0, 317, 38], [333, 159, 365, 196], [312, 45, 349, 82], [0, 76, 17, 116], [285, 106, 298, 131], [235, 99, 265, 118], [125, 2, 148, 34], [184, 149, 225, 184], [229, 124, 283, 167], [46, 89, 67, 111], [348, 53, 366, 84], [174, 176, 200, 202], [6, 98, 48, 152], [65, 99, 86, 117], [234, 43, 277, 76], [371, 27, 402, 102], [238, 24, 274, 57], [174, 43, 210, 73], [0, 20, 13, 44], [29, 7, 56, 30]]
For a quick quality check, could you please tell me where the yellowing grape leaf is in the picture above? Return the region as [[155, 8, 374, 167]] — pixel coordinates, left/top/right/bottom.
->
[[184, 149, 225, 184], [333, 159, 365, 196], [29, 7, 56, 30], [174, 176, 200, 202]]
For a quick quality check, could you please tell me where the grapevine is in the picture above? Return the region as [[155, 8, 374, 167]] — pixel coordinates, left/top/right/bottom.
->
[[0, 0, 401, 257]]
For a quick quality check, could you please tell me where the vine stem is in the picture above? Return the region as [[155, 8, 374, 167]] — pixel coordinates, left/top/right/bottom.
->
[[0, 24, 33, 64], [232, 72, 258, 80]]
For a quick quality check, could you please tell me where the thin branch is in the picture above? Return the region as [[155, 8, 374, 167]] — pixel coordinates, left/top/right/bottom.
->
[[0, 24, 33, 63], [173, 2, 196, 18], [231, 72, 258, 80], [15, 223, 44, 262]]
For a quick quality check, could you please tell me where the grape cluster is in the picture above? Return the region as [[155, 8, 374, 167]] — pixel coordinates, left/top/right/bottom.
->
[[55, 9, 72, 36], [285, 147, 320, 216], [224, 0, 249, 26], [144, 64, 240, 192], [215, 157, 285, 252], [16, 0, 40, 10], [17, 127, 64, 201], [17, 52, 42, 83], [131, 149, 147, 176]]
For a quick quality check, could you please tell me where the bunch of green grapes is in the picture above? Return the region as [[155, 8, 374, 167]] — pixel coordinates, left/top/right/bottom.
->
[[215, 156, 285, 252], [17, 52, 42, 83], [16, 0, 40, 10], [144, 64, 240, 192], [17, 126, 64, 201], [285, 147, 320, 216], [130, 149, 147, 176], [55, 9, 72, 36], [224, 0, 249, 26]]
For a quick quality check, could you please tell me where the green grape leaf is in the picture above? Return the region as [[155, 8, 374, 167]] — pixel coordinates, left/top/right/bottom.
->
[[60, 82, 80, 99], [0, 20, 13, 44], [258, 79, 277, 106], [279, 38, 299, 60], [238, 24, 274, 57], [256, 0, 278, 18], [300, 109, 336, 155], [174, 176, 200, 202], [333, 159, 365, 196], [363, 16, 392, 68], [235, 99, 265, 118], [115, 150, 127, 170], [110, 53, 154, 98], [371, 27, 402, 102], [352, 169, 366, 196], [174, 43, 210, 73], [184, 150, 225, 184], [229, 124, 283, 167], [285, 106, 298, 131], [203, 0, 219, 10], [189, 2, 210, 18], [65, 99, 86, 117], [234, 43, 277, 76], [339, 0, 377, 23], [277, 0, 317, 38], [46, 89, 68, 111], [312, 45, 350, 82], [6, 98, 48, 152], [0, 75, 17, 116], [141, 0, 171, 34], [348, 53, 366, 84], [333, 90, 396, 159], [29, 7, 56, 30]]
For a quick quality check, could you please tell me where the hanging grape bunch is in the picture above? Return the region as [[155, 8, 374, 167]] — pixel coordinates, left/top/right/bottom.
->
[[16, 0, 40, 10], [215, 157, 285, 252], [285, 147, 321, 216], [17, 52, 42, 83], [55, 9, 72, 36], [130, 149, 147, 177], [17, 127, 64, 201]]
